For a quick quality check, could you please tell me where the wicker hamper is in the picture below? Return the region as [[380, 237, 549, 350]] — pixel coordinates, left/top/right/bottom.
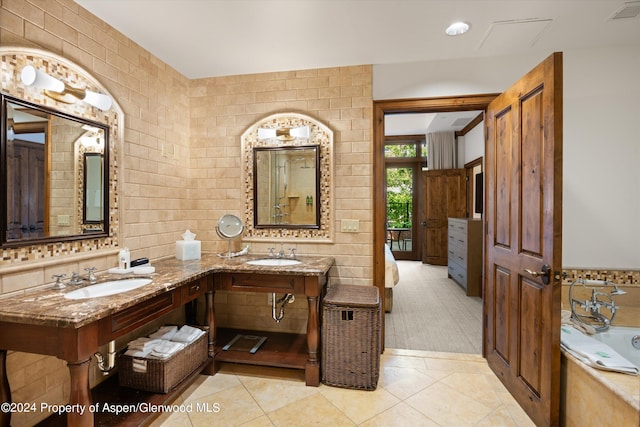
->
[[322, 284, 381, 390], [117, 326, 208, 393]]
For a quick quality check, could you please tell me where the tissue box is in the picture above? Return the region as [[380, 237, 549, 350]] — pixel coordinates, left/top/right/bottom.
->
[[176, 240, 201, 260]]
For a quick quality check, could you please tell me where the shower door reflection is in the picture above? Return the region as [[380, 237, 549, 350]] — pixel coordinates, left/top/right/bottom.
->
[[253, 145, 320, 228]]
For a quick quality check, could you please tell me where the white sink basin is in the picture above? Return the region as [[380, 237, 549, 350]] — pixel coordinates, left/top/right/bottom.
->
[[64, 278, 152, 300], [246, 258, 302, 266]]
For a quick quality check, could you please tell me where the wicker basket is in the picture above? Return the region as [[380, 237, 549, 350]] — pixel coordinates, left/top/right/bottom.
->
[[322, 285, 381, 390], [117, 326, 208, 393]]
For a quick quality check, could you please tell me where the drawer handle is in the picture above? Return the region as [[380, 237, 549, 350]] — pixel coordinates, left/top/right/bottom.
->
[[192, 284, 200, 292]]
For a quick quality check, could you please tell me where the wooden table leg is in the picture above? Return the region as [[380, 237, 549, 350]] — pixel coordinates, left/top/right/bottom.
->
[[67, 358, 92, 427], [203, 288, 218, 375], [305, 295, 320, 386], [0, 350, 10, 427]]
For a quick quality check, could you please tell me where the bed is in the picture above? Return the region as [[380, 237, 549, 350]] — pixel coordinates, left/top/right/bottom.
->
[[384, 244, 400, 312]]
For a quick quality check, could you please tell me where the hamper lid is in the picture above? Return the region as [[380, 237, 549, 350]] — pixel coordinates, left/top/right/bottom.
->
[[324, 284, 380, 307]]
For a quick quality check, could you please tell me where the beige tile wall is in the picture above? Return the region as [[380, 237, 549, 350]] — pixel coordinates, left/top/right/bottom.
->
[[1, 1, 192, 424], [189, 66, 373, 334], [1, 1, 373, 424]]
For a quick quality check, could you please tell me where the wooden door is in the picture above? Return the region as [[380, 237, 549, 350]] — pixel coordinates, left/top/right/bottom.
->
[[484, 52, 562, 427], [6, 140, 45, 240], [420, 169, 466, 265]]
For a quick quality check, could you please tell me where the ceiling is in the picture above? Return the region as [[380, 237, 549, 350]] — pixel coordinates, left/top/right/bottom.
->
[[74, 0, 640, 79], [73, 0, 639, 134]]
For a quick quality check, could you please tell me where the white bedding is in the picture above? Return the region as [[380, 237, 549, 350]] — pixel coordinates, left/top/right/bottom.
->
[[384, 244, 400, 288]]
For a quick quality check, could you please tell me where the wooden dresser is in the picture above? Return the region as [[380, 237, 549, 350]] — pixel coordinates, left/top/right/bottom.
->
[[447, 218, 483, 296]]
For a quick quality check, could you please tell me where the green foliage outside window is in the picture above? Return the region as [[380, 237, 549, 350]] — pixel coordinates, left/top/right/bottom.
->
[[386, 167, 412, 228]]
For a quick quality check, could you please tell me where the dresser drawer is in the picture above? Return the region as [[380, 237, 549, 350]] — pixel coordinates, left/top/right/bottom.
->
[[182, 276, 208, 303], [448, 219, 467, 233], [448, 262, 467, 289], [218, 272, 305, 294], [448, 245, 467, 265], [103, 291, 180, 340]]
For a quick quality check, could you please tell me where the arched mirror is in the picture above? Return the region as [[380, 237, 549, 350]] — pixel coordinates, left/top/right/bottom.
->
[[1, 93, 109, 247]]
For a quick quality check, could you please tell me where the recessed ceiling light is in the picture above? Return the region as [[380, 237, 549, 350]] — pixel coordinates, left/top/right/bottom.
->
[[445, 21, 471, 36]]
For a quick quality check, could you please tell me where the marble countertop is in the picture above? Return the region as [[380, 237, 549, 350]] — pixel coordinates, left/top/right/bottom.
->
[[0, 253, 334, 329]]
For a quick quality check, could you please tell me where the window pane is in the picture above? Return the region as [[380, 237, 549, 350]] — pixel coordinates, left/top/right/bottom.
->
[[384, 144, 416, 158], [386, 167, 413, 252]]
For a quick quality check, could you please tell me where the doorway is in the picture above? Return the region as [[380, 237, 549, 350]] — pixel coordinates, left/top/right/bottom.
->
[[383, 135, 424, 261], [373, 95, 498, 315]]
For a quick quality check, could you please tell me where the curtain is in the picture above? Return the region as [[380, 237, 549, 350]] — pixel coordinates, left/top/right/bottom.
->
[[427, 132, 457, 169]]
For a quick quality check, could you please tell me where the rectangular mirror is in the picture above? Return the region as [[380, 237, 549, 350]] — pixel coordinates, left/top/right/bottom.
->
[[253, 145, 320, 228], [1, 93, 109, 247], [83, 153, 104, 224]]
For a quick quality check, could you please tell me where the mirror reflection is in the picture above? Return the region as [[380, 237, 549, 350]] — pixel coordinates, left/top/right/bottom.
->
[[254, 145, 320, 228], [2, 94, 109, 247]]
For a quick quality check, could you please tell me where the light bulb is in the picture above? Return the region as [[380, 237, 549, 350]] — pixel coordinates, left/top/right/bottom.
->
[[83, 90, 112, 111], [20, 66, 65, 92]]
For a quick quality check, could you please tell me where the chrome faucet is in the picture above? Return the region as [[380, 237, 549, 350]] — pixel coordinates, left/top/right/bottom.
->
[[85, 267, 98, 284], [51, 274, 66, 290], [68, 272, 84, 286], [569, 279, 626, 332]]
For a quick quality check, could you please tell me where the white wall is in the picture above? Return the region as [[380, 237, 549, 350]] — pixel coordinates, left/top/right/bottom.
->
[[373, 46, 640, 269], [463, 122, 484, 164]]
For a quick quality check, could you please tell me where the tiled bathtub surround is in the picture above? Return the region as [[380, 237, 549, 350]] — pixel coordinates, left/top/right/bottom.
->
[[562, 268, 640, 285]]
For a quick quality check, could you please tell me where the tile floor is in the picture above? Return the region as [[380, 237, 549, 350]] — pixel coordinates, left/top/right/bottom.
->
[[150, 349, 535, 426]]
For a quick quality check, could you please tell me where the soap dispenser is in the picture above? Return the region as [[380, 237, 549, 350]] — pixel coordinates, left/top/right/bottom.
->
[[118, 248, 130, 269]]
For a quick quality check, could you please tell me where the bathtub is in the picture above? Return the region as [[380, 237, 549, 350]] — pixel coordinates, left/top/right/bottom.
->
[[561, 326, 640, 427], [592, 326, 640, 369]]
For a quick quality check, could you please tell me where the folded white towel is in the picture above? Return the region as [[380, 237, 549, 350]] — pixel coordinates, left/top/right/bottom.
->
[[149, 325, 178, 340], [132, 358, 148, 373], [561, 326, 639, 375], [171, 325, 205, 344], [149, 340, 185, 359], [124, 347, 154, 358], [127, 338, 163, 352]]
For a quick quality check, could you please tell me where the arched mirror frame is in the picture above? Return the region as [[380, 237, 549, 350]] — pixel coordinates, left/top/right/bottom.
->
[[0, 47, 123, 264], [241, 113, 334, 241]]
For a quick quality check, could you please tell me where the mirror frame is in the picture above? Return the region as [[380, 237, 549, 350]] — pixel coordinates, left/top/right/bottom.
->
[[253, 145, 321, 229], [1, 92, 110, 248]]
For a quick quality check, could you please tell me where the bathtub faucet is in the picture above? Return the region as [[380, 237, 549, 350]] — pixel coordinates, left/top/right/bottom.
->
[[569, 279, 626, 332]]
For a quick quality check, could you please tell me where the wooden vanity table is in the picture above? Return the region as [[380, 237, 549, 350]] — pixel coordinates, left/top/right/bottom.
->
[[213, 270, 328, 386], [0, 254, 333, 427]]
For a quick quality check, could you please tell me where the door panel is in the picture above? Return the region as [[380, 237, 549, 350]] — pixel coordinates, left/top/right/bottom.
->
[[484, 52, 562, 427], [421, 169, 466, 265]]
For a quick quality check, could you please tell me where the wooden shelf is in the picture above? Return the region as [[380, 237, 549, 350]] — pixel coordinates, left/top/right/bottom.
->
[[215, 327, 308, 370], [35, 360, 210, 427]]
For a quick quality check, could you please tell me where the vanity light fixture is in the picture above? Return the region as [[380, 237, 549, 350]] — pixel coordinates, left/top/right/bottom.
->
[[445, 21, 471, 36], [20, 65, 112, 111], [80, 135, 102, 148], [258, 126, 310, 142]]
